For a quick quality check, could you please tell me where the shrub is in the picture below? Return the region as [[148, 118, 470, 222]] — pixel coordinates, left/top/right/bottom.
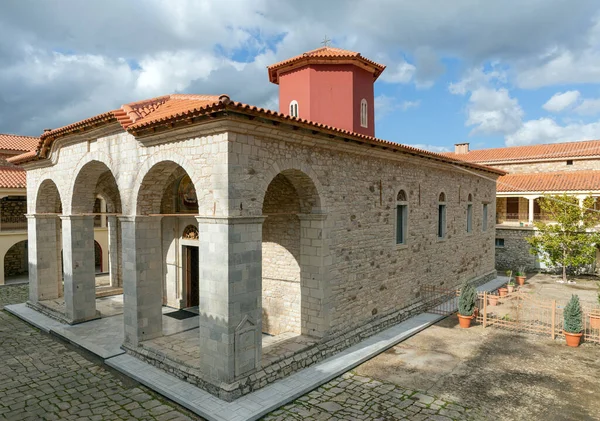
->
[[458, 281, 477, 317], [563, 294, 583, 334]]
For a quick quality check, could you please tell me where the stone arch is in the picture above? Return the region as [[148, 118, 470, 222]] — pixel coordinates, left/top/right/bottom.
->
[[3, 239, 28, 281], [67, 152, 122, 215], [131, 151, 202, 216], [257, 160, 326, 215], [35, 179, 63, 214], [260, 167, 328, 337], [71, 160, 122, 215]]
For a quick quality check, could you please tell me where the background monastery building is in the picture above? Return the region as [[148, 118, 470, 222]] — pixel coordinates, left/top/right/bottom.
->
[[11, 47, 502, 400], [445, 140, 600, 272]]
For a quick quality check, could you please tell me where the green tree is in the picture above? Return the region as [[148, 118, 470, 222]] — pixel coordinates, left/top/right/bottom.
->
[[527, 194, 600, 282]]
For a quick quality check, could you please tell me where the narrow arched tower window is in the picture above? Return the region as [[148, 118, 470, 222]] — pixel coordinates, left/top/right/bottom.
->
[[289, 100, 299, 118], [360, 98, 368, 128]]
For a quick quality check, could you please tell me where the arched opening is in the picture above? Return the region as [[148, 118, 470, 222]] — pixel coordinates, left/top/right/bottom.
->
[[94, 240, 102, 273], [4, 240, 28, 284], [261, 168, 324, 344], [31, 179, 64, 302]]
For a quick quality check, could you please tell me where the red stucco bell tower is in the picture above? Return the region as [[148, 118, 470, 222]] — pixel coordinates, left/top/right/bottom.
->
[[268, 46, 386, 137]]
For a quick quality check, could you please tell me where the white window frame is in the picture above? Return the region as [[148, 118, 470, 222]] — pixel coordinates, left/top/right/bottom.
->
[[289, 100, 299, 118], [396, 189, 408, 246], [360, 98, 368, 128]]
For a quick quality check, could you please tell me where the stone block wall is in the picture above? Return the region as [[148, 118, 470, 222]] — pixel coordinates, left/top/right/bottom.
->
[[1, 197, 27, 224], [4, 240, 27, 276], [492, 157, 600, 174], [495, 227, 537, 271]]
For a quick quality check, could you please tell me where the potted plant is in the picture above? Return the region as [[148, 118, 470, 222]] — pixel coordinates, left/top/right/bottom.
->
[[507, 279, 516, 294], [563, 294, 583, 347], [457, 281, 477, 328], [590, 291, 600, 330], [488, 293, 499, 306], [515, 266, 526, 286], [498, 286, 508, 297]]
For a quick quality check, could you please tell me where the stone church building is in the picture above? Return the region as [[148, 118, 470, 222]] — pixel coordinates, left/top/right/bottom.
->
[[14, 47, 503, 399]]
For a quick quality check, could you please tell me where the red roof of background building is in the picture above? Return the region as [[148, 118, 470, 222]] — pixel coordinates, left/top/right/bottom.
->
[[8, 94, 504, 176], [443, 139, 600, 163], [498, 170, 600, 193], [267, 46, 386, 84], [0, 134, 39, 152], [0, 166, 26, 189]]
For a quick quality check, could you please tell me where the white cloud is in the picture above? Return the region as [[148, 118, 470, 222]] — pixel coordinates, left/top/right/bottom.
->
[[401, 100, 421, 110], [505, 118, 600, 146], [448, 67, 506, 96], [573, 98, 600, 115], [375, 95, 420, 120], [466, 88, 524, 135], [378, 60, 416, 84], [405, 143, 450, 153], [542, 90, 581, 112]]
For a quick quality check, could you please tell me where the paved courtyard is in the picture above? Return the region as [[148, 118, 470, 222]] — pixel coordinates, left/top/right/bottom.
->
[[3, 283, 600, 420]]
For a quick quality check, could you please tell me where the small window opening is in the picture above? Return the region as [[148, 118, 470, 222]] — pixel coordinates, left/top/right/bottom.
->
[[566, 160, 573, 166], [360, 99, 368, 128], [396, 189, 408, 245], [289, 100, 299, 118], [495, 238, 505, 247]]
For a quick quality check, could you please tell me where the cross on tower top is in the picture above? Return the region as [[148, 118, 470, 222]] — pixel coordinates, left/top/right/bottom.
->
[[321, 35, 332, 47]]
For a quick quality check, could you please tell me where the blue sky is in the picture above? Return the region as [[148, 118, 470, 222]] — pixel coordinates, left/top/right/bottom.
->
[[2, 0, 600, 153]]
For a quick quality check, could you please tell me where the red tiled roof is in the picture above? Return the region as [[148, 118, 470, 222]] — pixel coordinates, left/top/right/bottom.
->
[[0, 166, 26, 189], [10, 94, 504, 176], [267, 46, 386, 84], [443, 139, 600, 163], [498, 170, 600, 193], [0, 134, 39, 152]]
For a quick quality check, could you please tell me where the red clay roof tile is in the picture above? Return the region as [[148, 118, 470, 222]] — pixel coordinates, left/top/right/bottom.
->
[[0, 166, 26, 189], [444, 139, 600, 163], [498, 170, 600, 193], [0, 134, 39, 152], [267, 46, 386, 83]]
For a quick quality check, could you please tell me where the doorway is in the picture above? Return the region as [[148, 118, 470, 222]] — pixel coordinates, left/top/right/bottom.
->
[[184, 245, 199, 308]]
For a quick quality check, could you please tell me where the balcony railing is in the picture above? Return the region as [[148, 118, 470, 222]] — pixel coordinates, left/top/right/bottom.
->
[[496, 213, 552, 225], [0, 216, 27, 232]]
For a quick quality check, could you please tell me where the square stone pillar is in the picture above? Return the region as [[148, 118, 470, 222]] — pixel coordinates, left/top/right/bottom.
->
[[120, 216, 163, 346], [298, 213, 331, 338], [107, 216, 122, 288], [196, 216, 264, 384], [27, 215, 61, 303], [61, 215, 99, 323]]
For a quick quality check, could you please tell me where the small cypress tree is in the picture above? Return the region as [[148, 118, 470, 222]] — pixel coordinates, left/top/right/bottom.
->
[[458, 281, 477, 316], [563, 294, 583, 334]]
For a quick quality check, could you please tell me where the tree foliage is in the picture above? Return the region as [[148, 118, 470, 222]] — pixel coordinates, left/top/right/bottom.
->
[[526, 194, 600, 282], [458, 281, 477, 316], [563, 294, 583, 334]]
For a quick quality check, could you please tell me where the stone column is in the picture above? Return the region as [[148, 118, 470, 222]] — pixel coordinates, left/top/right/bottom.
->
[[120, 216, 163, 346], [107, 216, 122, 288], [27, 215, 61, 303], [527, 196, 538, 225], [61, 215, 99, 323], [196, 216, 264, 384], [298, 213, 331, 338]]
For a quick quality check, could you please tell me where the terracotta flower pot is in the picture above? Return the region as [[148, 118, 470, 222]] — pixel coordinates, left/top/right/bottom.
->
[[488, 295, 499, 306], [457, 314, 473, 328], [564, 332, 583, 347], [498, 287, 508, 297], [515, 276, 526, 286], [590, 314, 600, 330], [507, 285, 515, 294]]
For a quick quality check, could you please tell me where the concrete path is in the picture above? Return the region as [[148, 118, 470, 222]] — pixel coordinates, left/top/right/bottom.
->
[[6, 276, 507, 421]]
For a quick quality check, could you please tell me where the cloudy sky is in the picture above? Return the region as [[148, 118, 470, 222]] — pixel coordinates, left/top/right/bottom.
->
[[2, 0, 600, 152]]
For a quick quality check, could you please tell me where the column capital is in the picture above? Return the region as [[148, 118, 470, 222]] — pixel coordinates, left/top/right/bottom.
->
[[59, 214, 95, 221], [26, 213, 60, 220], [118, 214, 163, 223], [195, 215, 266, 225]]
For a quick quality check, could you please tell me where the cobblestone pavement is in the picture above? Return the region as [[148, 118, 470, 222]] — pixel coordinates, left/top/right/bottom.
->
[[262, 372, 477, 421], [1, 284, 476, 420], [0, 285, 205, 421]]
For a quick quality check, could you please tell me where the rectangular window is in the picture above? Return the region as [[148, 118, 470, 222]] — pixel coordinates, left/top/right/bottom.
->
[[495, 238, 505, 247], [566, 159, 573, 165], [467, 204, 473, 233], [438, 204, 446, 238], [396, 204, 407, 244], [483, 203, 488, 231]]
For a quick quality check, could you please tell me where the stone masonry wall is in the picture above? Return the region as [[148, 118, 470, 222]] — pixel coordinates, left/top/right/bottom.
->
[[262, 173, 302, 335], [4, 240, 27, 276], [491, 157, 600, 174], [1, 197, 27, 223], [495, 227, 537, 271]]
